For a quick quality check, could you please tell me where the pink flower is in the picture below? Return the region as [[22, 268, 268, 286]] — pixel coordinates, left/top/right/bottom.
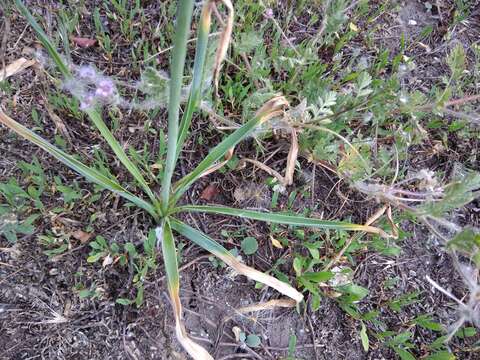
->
[[77, 65, 97, 81], [95, 78, 116, 99], [80, 92, 95, 110]]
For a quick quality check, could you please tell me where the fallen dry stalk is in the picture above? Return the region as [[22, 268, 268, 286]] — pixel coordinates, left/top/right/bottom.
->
[[213, 0, 234, 97], [0, 57, 36, 81]]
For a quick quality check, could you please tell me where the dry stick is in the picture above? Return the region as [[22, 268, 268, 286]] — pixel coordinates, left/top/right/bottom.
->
[[142, 31, 222, 64], [312, 0, 331, 46], [259, 0, 300, 57], [323, 205, 388, 271], [307, 316, 319, 359], [0, 9, 9, 80], [239, 52, 261, 89]]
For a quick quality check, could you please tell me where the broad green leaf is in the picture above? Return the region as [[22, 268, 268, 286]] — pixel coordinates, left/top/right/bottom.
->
[[0, 111, 157, 219], [236, 32, 262, 53], [178, 205, 386, 236], [245, 334, 261, 348], [241, 237, 258, 255], [301, 271, 333, 283], [426, 352, 455, 360], [360, 322, 369, 352], [87, 252, 104, 263], [455, 326, 477, 338], [116, 298, 133, 306], [393, 347, 416, 360], [139, 67, 169, 96]]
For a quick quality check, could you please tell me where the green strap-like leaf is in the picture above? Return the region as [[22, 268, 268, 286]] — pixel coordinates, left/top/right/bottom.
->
[[15, 0, 158, 206], [172, 114, 264, 204], [0, 111, 157, 219], [15, 0, 70, 77], [177, 205, 387, 236], [175, 1, 213, 161], [159, 221, 213, 359], [170, 218, 303, 302], [160, 0, 195, 211], [84, 109, 158, 205]]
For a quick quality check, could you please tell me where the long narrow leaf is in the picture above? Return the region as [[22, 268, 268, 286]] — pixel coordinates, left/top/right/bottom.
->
[[15, 0, 70, 78], [84, 108, 157, 205], [170, 218, 304, 302], [15, 1, 157, 206], [158, 222, 213, 360], [175, 0, 214, 162], [0, 111, 157, 219], [177, 205, 389, 237], [161, 0, 195, 211], [172, 96, 288, 204]]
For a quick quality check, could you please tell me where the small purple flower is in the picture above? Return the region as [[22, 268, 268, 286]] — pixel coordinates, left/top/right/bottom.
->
[[80, 92, 96, 110], [77, 65, 97, 81], [264, 8, 274, 19], [95, 78, 116, 99]]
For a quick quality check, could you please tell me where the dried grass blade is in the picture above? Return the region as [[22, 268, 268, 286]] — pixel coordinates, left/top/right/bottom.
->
[[284, 127, 298, 185], [158, 223, 213, 360], [0, 57, 36, 81], [213, 0, 234, 96]]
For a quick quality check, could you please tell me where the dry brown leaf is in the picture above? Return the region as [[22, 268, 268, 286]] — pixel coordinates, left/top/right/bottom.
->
[[72, 230, 93, 244], [269, 235, 283, 249], [200, 184, 220, 201], [71, 37, 97, 48], [199, 147, 234, 179], [0, 57, 36, 81]]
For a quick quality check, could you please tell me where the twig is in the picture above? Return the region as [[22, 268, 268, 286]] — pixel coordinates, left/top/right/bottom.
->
[[323, 205, 387, 271], [0, 4, 10, 81]]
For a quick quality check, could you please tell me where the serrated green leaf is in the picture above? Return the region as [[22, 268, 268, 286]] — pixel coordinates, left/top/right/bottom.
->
[[447, 44, 466, 80]]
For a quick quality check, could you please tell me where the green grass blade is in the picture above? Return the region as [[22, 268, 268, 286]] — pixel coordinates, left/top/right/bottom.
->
[[15, 0, 157, 206], [170, 218, 303, 302], [175, 1, 213, 161], [0, 111, 157, 219], [158, 221, 213, 359], [84, 108, 157, 205], [172, 96, 288, 205], [177, 205, 388, 237], [15, 0, 70, 78], [161, 0, 195, 212]]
